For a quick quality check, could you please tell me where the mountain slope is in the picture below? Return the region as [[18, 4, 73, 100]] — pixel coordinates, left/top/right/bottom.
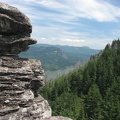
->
[[20, 45, 75, 71], [20, 44, 99, 71], [40, 39, 120, 120]]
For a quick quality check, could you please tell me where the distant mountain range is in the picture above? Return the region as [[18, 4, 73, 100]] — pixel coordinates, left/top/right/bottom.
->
[[20, 44, 100, 80]]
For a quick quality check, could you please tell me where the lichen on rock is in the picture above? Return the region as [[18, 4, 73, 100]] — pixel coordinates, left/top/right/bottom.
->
[[0, 2, 36, 55], [0, 2, 72, 120]]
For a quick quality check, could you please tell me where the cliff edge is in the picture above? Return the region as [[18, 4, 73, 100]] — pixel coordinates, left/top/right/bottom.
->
[[0, 2, 72, 120]]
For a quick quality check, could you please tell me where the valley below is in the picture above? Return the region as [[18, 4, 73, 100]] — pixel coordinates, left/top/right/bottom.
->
[[20, 44, 99, 80]]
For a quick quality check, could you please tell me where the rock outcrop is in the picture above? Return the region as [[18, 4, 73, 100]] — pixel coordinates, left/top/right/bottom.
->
[[0, 2, 36, 55], [0, 2, 72, 120]]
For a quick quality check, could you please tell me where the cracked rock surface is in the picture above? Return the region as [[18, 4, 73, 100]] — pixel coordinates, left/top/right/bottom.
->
[[0, 2, 72, 120], [0, 2, 36, 55]]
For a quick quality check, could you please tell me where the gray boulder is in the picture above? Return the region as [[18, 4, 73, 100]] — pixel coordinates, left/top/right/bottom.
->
[[43, 116, 72, 120], [0, 2, 36, 55], [0, 55, 48, 120], [0, 2, 31, 34], [0, 37, 36, 55]]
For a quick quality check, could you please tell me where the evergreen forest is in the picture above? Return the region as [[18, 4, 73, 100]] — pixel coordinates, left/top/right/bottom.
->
[[40, 39, 120, 120]]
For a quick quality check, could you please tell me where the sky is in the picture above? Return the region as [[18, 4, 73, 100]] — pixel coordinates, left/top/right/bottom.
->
[[1, 0, 120, 49]]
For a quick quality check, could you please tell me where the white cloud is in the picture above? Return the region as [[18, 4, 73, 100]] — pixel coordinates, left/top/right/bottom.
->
[[35, 36, 113, 49], [22, 0, 64, 8], [63, 0, 120, 22], [0, 0, 120, 49], [4, 0, 120, 22], [81, 40, 85, 42], [22, 0, 120, 22], [41, 37, 46, 40], [61, 38, 85, 43], [2, 0, 120, 24]]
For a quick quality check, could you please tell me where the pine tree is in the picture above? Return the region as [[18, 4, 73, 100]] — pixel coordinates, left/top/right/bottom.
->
[[84, 84, 103, 120]]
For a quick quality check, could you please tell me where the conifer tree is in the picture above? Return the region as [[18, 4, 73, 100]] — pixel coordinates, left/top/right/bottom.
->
[[84, 84, 103, 120]]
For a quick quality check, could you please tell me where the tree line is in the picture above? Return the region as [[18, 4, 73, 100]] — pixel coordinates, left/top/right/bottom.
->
[[40, 39, 120, 120]]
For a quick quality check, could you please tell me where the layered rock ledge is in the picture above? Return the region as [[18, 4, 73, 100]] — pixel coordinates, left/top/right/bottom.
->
[[0, 2, 72, 120], [0, 55, 50, 120], [0, 2, 36, 55]]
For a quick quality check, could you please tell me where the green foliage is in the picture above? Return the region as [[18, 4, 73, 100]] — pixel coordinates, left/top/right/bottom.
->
[[40, 39, 120, 120], [20, 44, 99, 71], [84, 84, 103, 120]]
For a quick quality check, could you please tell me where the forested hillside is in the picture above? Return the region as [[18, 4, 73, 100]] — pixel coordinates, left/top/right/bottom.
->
[[20, 44, 99, 71], [40, 39, 120, 120]]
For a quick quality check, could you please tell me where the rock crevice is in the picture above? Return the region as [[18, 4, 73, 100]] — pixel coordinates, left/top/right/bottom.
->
[[0, 2, 36, 55], [0, 2, 72, 120]]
